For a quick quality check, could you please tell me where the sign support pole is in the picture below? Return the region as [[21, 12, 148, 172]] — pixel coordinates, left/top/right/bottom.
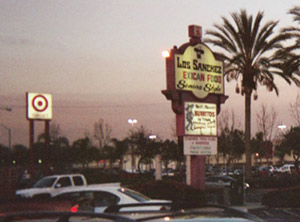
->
[[29, 120, 34, 178], [45, 120, 50, 175], [26, 92, 53, 178]]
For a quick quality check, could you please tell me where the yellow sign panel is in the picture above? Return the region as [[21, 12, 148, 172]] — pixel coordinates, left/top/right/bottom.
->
[[185, 102, 217, 136], [175, 43, 224, 99]]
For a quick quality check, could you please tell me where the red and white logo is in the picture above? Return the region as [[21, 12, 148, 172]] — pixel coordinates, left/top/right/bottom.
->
[[32, 95, 48, 112], [27, 92, 52, 120]]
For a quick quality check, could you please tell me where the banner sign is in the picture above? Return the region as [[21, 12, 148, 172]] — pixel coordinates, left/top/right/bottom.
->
[[26, 92, 52, 120], [185, 102, 217, 136], [184, 136, 217, 155], [175, 43, 224, 99]]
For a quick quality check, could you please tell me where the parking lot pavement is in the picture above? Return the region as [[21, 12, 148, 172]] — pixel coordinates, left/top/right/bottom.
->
[[211, 188, 300, 221], [248, 208, 300, 222]]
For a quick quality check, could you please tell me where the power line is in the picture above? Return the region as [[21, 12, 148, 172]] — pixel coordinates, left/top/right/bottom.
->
[[7, 102, 169, 109]]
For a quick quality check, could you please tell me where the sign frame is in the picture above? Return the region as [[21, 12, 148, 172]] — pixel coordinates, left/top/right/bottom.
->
[[26, 92, 53, 120], [184, 136, 217, 155], [175, 43, 224, 99], [184, 102, 217, 136]]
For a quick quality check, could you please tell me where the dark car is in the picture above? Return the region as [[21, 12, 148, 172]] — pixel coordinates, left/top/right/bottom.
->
[[206, 175, 250, 189], [0, 197, 92, 216]]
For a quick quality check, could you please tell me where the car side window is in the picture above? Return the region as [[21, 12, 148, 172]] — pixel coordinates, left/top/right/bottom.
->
[[73, 176, 84, 186], [56, 177, 72, 188], [55, 192, 81, 200], [93, 191, 120, 207]]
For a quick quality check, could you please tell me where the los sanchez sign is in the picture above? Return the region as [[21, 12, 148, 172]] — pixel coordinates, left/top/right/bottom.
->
[[175, 43, 224, 99]]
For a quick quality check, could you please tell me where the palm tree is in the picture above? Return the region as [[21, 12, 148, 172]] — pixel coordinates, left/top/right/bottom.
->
[[204, 9, 300, 178], [280, 7, 300, 79]]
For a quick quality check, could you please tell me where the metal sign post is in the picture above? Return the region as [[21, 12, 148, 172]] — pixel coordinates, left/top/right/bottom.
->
[[26, 92, 52, 178]]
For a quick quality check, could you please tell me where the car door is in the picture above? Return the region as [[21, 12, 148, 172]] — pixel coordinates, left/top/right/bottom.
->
[[52, 177, 72, 196]]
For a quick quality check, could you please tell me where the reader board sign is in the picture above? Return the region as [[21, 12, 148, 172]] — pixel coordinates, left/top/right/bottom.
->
[[26, 92, 52, 120], [184, 136, 217, 155], [175, 43, 224, 99], [185, 102, 217, 136]]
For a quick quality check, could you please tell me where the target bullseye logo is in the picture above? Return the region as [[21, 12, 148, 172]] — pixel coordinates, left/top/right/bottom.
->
[[32, 95, 48, 112], [27, 92, 52, 120]]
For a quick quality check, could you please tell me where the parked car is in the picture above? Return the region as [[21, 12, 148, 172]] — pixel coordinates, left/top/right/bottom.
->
[[0, 197, 90, 216], [0, 204, 264, 222], [206, 175, 250, 189], [16, 174, 87, 198], [278, 164, 296, 174], [53, 183, 171, 212]]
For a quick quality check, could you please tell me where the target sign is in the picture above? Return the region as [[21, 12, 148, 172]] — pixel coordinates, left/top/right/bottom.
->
[[27, 92, 52, 120]]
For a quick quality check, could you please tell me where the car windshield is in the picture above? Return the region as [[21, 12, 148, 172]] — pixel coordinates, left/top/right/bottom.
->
[[33, 178, 56, 188], [119, 188, 151, 202]]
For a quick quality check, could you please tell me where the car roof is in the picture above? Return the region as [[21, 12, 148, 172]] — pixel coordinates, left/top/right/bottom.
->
[[41, 174, 84, 179], [55, 183, 122, 194]]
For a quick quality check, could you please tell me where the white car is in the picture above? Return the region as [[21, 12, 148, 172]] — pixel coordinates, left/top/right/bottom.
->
[[278, 164, 296, 174], [52, 183, 171, 213], [16, 174, 87, 198]]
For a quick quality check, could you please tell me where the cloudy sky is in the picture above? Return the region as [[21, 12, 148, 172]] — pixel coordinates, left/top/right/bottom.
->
[[0, 0, 300, 146]]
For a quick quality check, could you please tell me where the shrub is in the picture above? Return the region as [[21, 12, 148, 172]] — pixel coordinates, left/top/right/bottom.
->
[[248, 174, 300, 189], [129, 180, 206, 207], [262, 188, 300, 208]]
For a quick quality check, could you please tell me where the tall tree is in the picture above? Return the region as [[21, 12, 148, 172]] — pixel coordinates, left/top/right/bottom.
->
[[280, 7, 300, 82], [12, 144, 29, 166], [289, 93, 300, 126], [256, 103, 278, 141], [205, 9, 299, 178], [110, 138, 129, 169], [93, 118, 112, 150], [160, 139, 180, 172], [128, 126, 158, 172], [72, 137, 93, 168], [280, 127, 300, 173], [218, 127, 245, 168]]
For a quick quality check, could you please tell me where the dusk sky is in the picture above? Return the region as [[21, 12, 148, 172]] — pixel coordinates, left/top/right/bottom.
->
[[1, 0, 300, 146]]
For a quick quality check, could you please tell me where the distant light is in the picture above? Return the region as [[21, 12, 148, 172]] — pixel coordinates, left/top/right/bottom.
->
[[13, 160, 16, 164], [162, 50, 170, 58], [278, 125, 287, 130], [128, 119, 137, 126], [149, 135, 157, 140], [38, 159, 42, 164]]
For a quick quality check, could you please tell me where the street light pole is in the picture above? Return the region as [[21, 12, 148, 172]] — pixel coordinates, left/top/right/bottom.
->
[[128, 119, 137, 173], [0, 106, 12, 112], [0, 106, 12, 149], [0, 124, 11, 149]]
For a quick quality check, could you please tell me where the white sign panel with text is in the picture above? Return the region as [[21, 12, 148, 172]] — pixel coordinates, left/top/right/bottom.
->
[[185, 102, 217, 136], [184, 136, 217, 155]]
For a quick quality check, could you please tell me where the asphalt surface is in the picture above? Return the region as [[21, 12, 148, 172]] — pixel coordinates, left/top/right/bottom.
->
[[236, 189, 300, 222], [249, 208, 300, 222]]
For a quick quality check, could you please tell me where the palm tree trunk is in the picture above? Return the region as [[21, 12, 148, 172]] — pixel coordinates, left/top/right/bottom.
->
[[245, 91, 252, 179]]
